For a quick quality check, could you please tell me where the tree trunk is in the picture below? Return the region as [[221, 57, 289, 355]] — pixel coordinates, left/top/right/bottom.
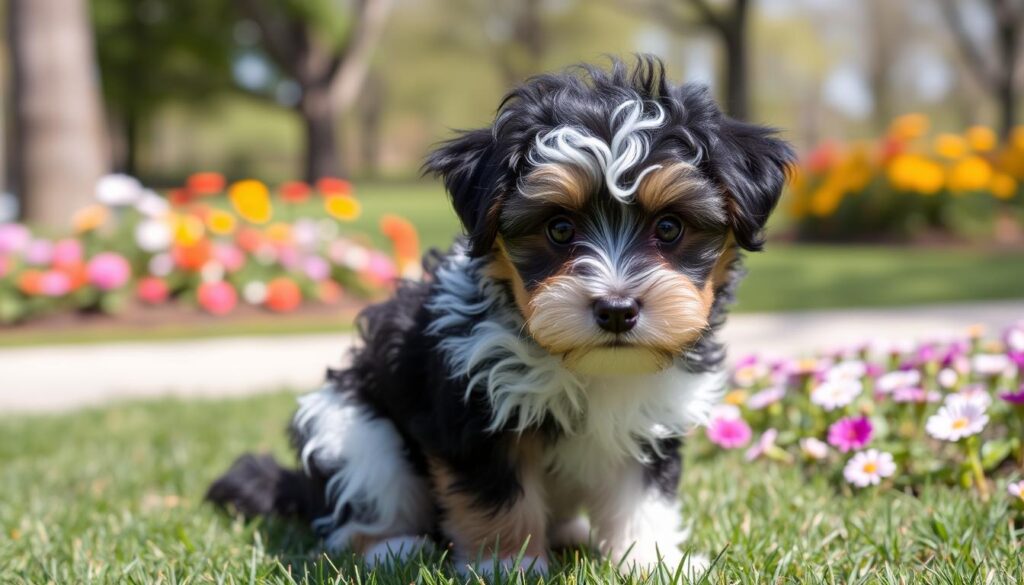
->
[[994, 0, 1019, 139], [722, 0, 750, 120], [300, 85, 343, 182], [9, 0, 109, 226]]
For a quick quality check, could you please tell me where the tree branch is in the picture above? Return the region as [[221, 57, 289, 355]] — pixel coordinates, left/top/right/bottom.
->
[[235, 0, 306, 79], [327, 0, 394, 113], [937, 0, 999, 90], [682, 0, 729, 35]]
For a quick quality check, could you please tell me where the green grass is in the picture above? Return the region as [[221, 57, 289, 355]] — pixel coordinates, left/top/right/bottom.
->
[[1, 393, 1021, 583]]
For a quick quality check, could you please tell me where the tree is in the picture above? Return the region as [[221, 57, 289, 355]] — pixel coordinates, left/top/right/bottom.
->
[[938, 0, 1023, 138], [8, 0, 110, 225], [629, 0, 753, 120], [237, 0, 393, 181], [91, 0, 235, 176]]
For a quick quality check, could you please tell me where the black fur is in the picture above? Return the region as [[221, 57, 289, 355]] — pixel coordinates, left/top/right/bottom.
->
[[205, 453, 325, 520]]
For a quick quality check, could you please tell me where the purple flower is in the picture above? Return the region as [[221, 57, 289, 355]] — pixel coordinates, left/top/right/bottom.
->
[[827, 416, 873, 453], [1000, 385, 1024, 405], [747, 386, 785, 410]]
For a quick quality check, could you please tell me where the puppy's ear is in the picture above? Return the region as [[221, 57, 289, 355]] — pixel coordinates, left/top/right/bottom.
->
[[424, 129, 505, 256], [711, 118, 795, 251]]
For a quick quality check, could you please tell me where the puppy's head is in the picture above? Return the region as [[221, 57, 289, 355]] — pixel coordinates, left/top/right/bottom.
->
[[426, 57, 793, 375]]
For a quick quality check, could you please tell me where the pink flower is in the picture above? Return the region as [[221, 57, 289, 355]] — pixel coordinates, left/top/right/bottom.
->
[[0, 255, 10, 278], [38, 270, 71, 297], [891, 387, 941, 404], [24, 239, 53, 266], [364, 252, 397, 284], [747, 386, 785, 410], [0, 223, 30, 254], [86, 252, 131, 290], [52, 238, 84, 268], [303, 255, 331, 282], [706, 415, 752, 449], [745, 428, 778, 461], [197, 281, 237, 315], [212, 243, 246, 273], [1000, 385, 1024, 405], [827, 416, 873, 453], [137, 277, 169, 304]]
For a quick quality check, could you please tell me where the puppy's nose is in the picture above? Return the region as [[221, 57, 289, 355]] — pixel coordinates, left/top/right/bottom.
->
[[593, 297, 639, 334]]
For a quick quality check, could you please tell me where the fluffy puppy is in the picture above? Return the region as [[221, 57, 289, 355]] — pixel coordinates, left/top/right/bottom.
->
[[208, 56, 793, 576]]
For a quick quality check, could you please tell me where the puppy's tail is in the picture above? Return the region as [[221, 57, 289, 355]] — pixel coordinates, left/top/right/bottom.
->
[[205, 453, 324, 521]]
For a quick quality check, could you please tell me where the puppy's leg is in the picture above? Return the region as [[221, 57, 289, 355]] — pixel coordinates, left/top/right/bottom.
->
[[587, 461, 705, 577], [429, 437, 549, 576]]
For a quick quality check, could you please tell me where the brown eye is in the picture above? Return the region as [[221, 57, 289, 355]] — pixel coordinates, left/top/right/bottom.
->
[[546, 216, 575, 245], [654, 215, 683, 243]]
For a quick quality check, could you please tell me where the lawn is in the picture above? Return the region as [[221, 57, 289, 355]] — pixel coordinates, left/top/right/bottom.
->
[[1, 392, 1020, 583]]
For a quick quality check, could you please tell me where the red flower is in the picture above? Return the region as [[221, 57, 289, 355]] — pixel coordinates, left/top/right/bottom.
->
[[280, 181, 312, 203], [265, 277, 302, 313], [187, 172, 227, 196], [197, 281, 237, 315], [137, 277, 170, 304], [172, 240, 212, 271], [316, 177, 352, 197], [168, 189, 192, 207]]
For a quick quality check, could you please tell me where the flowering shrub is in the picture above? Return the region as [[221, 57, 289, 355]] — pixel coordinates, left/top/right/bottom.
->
[[0, 174, 421, 323], [704, 321, 1024, 502], [789, 115, 1024, 241]]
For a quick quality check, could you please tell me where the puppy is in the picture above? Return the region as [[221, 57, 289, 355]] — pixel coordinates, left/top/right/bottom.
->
[[208, 56, 793, 576]]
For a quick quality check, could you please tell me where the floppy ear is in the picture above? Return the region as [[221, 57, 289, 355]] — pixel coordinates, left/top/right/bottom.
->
[[423, 129, 505, 257], [712, 118, 795, 251]]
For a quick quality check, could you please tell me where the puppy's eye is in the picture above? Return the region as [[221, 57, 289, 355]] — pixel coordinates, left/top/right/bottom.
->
[[546, 216, 575, 245], [654, 215, 683, 243]]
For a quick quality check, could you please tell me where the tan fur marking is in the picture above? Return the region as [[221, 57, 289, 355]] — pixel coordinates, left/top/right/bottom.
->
[[520, 164, 593, 209], [429, 437, 548, 559], [485, 238, 534, 319], [710, 238, 737, 290], [635, 162, 709, 210]]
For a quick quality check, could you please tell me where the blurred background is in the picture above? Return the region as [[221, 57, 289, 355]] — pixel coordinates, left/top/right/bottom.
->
[[0, 0, 1023, 407]]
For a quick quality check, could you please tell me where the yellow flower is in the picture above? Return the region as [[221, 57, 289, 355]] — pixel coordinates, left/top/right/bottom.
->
[[887, 153, 944, 194], [947, 155, 993, 192], [266, 222, 293, 244], [1012, 126, 1024, 151], [206, 209, 237, 236], [72, 205, 109, 233], [325, 194, 362, 222], [990, 173, 1018, 199], [889, 113, 929, 141], [965, 126, 997, 152], [724, 389, 748, 406], [174, 214, 206, 246], [934, 133, 968, 160], [229, 180, 272, 224], [809, 186, 843, 217]]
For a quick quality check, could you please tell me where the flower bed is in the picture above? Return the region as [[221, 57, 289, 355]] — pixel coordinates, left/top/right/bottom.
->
[[789, 116, 1024, 241], [0, 174, 420, 324], [701, 321, 1024, 504]]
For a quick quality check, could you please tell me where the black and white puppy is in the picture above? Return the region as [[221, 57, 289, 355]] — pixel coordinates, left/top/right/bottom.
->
[[208, 56, 793, 575]]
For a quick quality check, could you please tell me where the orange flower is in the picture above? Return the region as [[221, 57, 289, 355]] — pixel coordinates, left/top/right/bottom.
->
[[325, 195, 361, 221], [888, 113, 929, 142], [172, 240, 212, 271], [887, 153, 944, 194], [72, 205, 109, 233], [317, 280, 343, 305], [235, 227, 264, 253], [379, 214, 420, 263], [266, 222, 293, 245], [316, 177, 352, 196], [17, 270, 44, 295], [265, 277, 302, 312], [990, 173, 1018, 199], [947, 155, 993, 192], [809, 186, 843, 217], [206, 209, 237, 236], [965, 126, 997, 152], [187, 172, 226, 196], [934, 134, 968, 160], [229, 180, 273, 224], [280, 181, 312, 203]]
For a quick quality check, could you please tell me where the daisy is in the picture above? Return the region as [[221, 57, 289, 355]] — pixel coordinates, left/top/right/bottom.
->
[[945, 385, 992, 410], [810, 378, 863, 411], [747, 386, 785, 410], [971, 353, 1011, 377], [937, 368, 959, 389], [875, 369, 921, 394], [745, 428, 778, 462], [827, 416, 873, 452], [799, 437, 829, 461], [843, 449, 897, 487], [825, 360, 867, 382], [926, 399, 989, 442], [1008, 481, 1024, 502], [891, 387, 941, 404]]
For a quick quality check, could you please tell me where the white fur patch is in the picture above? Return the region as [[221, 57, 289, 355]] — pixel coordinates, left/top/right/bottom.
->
[[293, 387, 434, 551], [530, 100, 666, 203], [428, 250, 724, 471]]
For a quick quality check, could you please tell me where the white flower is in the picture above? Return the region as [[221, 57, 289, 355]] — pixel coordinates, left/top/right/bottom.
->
[[843, 449, 896, 487], [937, 368, 959, 389], [826, 360, 867, 382], [972, 353, 1011, 377], [148, 253, 174, 277], [342, 246, 370, 271], [200, 261, 225, 283], [946, 385, 992, 410], [710, 403, 742, 421], [875, 369, 921, 394], [136, 190, 170, 218], [800, 437, 829, 460], [1007, 327, 1024, 353], [811, 378, 863, 411], [243, 281, 267, 305], [96, 174, 143, 207], [134, 219, 172, 252], [1009, 481, 1024, 501], [926, 399, 989, 441]]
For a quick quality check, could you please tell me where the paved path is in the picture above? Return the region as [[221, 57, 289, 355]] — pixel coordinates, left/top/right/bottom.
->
[[2, 300, 1022, 413]]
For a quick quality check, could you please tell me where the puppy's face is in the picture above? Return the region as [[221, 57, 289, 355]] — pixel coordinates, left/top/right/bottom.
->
[[427, 60, 792, 375]]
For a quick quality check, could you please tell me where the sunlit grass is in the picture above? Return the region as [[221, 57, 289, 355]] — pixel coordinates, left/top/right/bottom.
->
[[1, 393, 1020, 583]]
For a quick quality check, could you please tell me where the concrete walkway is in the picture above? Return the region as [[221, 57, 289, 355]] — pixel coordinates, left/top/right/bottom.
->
[[2, 300, 1022, 413]]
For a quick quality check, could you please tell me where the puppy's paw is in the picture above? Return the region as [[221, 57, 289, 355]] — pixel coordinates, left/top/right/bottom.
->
[[456, 554, 550, 578], [550, 516, 592, 549], [362, 535, 433, 566]]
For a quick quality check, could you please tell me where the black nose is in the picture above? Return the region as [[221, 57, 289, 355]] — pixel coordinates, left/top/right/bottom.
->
[[593, 297, 640, 334]]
